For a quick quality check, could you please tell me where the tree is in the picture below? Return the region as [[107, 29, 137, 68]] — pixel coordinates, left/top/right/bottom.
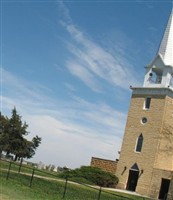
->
[[0, 112, 9, 155], [7, 107, 29, 160], [32, 135, 42, 150], [1, 107, 42, 161], [18, 135, 41, 159]]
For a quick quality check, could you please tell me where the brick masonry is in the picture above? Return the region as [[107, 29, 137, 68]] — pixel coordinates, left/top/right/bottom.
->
[[90, 157, 118, 174], [115, 91, 173, 199]]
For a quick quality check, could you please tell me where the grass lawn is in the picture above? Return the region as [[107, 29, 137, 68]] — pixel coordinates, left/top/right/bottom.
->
[[0, 159, 58, 179], [1, 171, 64, 200], [0, 160, 151, 200]]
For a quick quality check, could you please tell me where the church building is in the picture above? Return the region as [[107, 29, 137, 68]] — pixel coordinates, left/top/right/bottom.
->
[[115, 10, 173, 199]]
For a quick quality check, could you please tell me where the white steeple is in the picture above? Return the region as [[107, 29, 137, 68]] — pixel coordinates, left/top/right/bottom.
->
[[143, 10, 173, 89], [158, 10, 173, 66]]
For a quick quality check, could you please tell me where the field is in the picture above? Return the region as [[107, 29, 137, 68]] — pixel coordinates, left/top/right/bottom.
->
[[0, 159, 151, 200]]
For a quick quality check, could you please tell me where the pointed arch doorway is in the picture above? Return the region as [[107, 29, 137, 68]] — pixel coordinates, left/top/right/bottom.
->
[[126, 163, 139, 191]]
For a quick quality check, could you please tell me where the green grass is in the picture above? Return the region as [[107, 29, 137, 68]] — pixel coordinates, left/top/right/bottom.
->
[[0, 159, 59, 179], [0, 160, 151, 200], [1, 171, 64, 200]]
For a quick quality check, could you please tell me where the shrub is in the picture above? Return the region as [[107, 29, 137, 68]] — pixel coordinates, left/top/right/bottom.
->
[[58, 166, 118, 188]]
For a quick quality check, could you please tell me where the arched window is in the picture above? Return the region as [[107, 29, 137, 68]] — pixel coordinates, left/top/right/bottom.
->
[[135, 134, 143, 152]]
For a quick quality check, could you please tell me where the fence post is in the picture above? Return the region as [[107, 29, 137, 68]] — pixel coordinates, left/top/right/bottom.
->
[[18, 158, 23, 174], [29, 168, 35, 187], [62, 178, 68, 199], [97, 186, 102, 200], [6, 161, 12, 180]]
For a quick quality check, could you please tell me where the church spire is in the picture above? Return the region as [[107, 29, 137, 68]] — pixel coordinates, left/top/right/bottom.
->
[[157, 9, 173, 66], [143, 10, 173, 89]]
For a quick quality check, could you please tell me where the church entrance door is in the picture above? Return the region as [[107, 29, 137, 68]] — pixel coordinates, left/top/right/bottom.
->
[[126, 170, 139, 191], [158, 178, 170, 200]]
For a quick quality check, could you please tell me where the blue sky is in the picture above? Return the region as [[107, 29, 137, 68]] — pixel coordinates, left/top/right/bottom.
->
[[1, 0, 172, 168]]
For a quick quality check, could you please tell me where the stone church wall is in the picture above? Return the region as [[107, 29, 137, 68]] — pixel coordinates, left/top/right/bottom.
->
[[115, 93, 173, 198], [148, 169, 172, 199]]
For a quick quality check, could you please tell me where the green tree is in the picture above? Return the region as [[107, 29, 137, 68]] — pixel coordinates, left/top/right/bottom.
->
[[1, 107, 42, 161], [7, 107, 28, 160], [18, 135, 41, 159], [0, 112, 9, 155]]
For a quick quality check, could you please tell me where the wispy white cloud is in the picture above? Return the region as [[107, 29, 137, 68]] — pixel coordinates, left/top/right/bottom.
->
[[66, 59, 102, 92], [27, 114, 122, 168], [1, 2, 135, 168], [71, 96, 126, 135], [2, 68, 51, 105], [64, 82, 76, 92], [58, 2, 140, 92], [2, 69, 125, 168]]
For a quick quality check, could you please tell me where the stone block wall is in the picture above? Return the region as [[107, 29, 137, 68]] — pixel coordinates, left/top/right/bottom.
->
[[116, 92, 173, 199], [90, 157, 118, 174], [116, 94, 166, 193]]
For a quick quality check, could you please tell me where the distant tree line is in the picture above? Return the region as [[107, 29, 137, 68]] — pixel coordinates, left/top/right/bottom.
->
[[0, 107, 41, 161]]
